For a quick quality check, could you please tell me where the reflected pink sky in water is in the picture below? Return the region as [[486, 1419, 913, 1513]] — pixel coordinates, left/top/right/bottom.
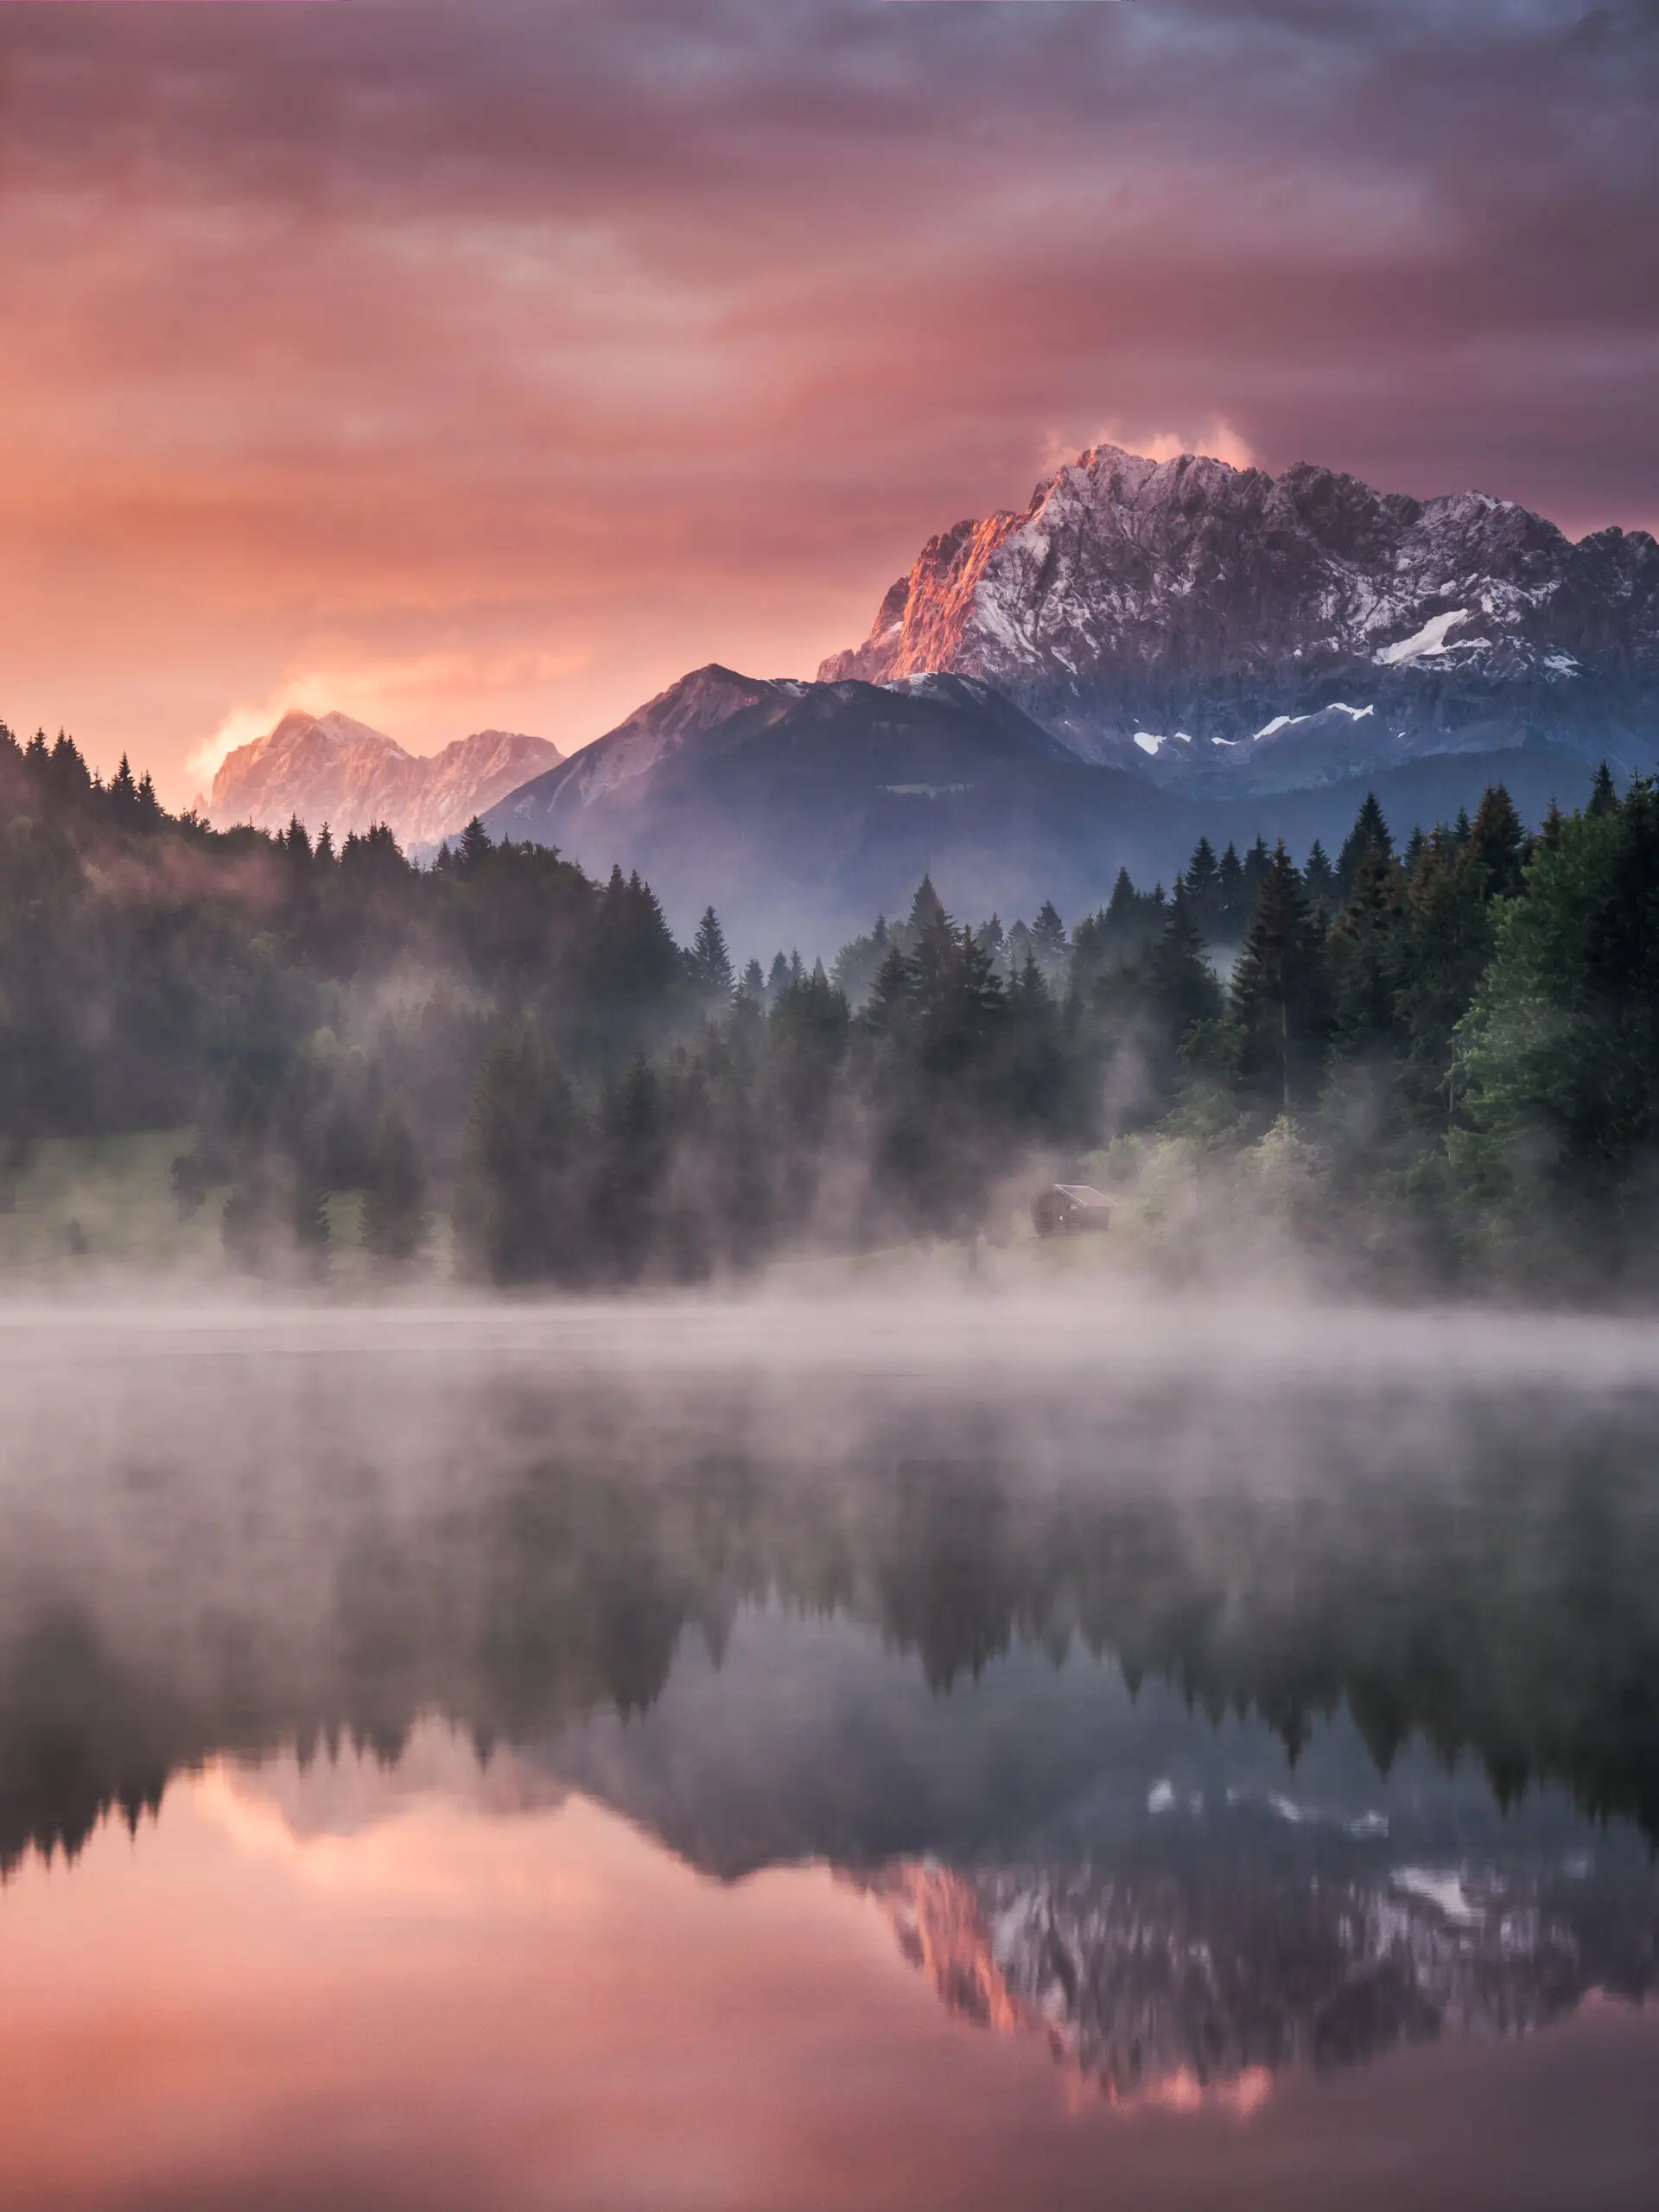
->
[[1, 1730, 1655, 2212]]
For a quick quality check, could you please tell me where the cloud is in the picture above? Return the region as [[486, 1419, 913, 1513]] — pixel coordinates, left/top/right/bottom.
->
[[1038, 420, 1257, 478]]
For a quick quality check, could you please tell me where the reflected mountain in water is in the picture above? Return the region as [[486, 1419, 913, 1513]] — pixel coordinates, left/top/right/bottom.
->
[[1, 1298, 1657, 2119], [864, 1814, 1657, 2103]]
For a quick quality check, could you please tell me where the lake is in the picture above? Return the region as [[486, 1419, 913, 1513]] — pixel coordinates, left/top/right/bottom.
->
[[0, 1298, 1656, 2209]]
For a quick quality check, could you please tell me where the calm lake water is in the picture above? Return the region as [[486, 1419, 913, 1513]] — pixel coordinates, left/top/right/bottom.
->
[[1, 1299, 1656, 2210]]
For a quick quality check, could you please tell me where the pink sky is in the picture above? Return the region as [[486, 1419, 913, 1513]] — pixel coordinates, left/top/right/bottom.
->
[[0, 2, 1655, 801]]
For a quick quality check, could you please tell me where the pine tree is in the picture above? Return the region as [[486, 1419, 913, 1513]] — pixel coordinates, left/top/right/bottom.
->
[[1588, 760, 1619, 818], [456, 1025, 585, 1284], [1004, 953, 1065, 1135], [1330, 844, 1404, 1052], [1395, 830, 1492, 1128], [1032, 900, 1067, 962], [1465, 784, 1527, 899], [1150, 877, 1223, 1039], [1336, 792, 1394, 903], [1185, 835, 1223, 938], [1303, 838, 1336, 915], [592, 1056, 666, 1283], [741, 957, 766, 1003], [1217, 841, 1247, 935], [109, 755, 139, 823], [688, 906, 735, 1007], [360, 1104, 428, 1272], [1243, 835, 1272, 909], [861, 941, 914, 1041], [1232, 844, 1331, 1115], [458, 817, 493, 871], [906, 874, 946, 943]]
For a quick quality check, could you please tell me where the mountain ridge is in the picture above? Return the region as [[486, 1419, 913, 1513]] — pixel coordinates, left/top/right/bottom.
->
[[483, 659, 1597, 955], [209, 709, 562, 849], [820, 444, 1659, 790]]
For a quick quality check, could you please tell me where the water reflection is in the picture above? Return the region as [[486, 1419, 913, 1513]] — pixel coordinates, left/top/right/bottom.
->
[[0, 1302, 1656, 2203]]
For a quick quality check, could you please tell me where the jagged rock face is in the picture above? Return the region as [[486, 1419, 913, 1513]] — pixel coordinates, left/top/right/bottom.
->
[[209, 710, 562, 849], [821, 446, 1659, 785]]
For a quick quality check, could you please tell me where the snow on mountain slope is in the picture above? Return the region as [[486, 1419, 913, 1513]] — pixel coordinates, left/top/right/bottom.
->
[[822, 445, 1659, 785], [209, 711, 562, 848]]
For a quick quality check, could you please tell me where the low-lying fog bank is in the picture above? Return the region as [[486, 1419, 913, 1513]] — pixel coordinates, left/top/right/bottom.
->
[[0, 1284, 1656, 1390], [0, 1290, 1656, 1875]]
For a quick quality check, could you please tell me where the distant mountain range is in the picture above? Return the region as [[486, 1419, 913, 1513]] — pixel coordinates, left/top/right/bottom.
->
[[208, 709, 561, 849], [222, 447, 1658, 953], [482, 661, 1596, 954]]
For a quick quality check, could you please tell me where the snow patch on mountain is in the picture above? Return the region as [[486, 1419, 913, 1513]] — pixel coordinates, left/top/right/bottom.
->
[[1375, 609, 1472, 665]]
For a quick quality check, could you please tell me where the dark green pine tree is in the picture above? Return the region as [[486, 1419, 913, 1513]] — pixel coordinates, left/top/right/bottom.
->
[[1330, 843, 1405, 1054], [1004, 953, 1064, 1133], [906, 874, 947, 944], [1395, 828, 1493, 1127], [458, 816, 494, 871], [741, 957, 766, 1002], [1031, 900, 1067, 967], [1242, 835, 1272, 910], [688, 906, 735, 1007], [1217, 841, 1247, 935], [1539, 798, 1565, 851], [456, 1025, 585, 1284], [592, 1056, 667, 1284], [1150, 875, 1224, 1039], [861, 940, 915, 1042], [1588, 760, 1619, 818], [1232, 843, 1331, 1116], [360, 1104, 428, 1273], [1336, 792, 1394, 903], [108, 754, 139, 823], [1464, 783, 1527, 899], [1303, 838, 1336, 916], [1185, 835, 1223, 938]]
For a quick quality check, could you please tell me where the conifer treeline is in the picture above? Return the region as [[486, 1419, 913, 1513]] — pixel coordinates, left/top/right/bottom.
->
[[1, 717, 1654, 1287]]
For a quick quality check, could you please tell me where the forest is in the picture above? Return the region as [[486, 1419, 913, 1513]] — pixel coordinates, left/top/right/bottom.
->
[[2, 716, 1656, 1294]]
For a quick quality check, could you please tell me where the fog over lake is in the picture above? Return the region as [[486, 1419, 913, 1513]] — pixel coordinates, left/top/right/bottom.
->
[[0, 1294, 1656, 2209]]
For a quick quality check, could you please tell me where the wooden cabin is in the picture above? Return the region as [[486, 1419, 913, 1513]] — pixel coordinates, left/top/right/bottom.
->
[[1032, 1183, 1117, 1237]]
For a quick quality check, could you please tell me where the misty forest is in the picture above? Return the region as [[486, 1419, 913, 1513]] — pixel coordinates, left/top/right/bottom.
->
[[2, 715, 1654, 1295]]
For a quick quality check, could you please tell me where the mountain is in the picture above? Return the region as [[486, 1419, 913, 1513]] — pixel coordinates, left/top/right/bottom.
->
[[209, 709, 562, 849], [821, 444, 1659, 792], [481, 663, 1201, 951], [866, 1834, 1652, 2102], [482, 662, 1595, 956]]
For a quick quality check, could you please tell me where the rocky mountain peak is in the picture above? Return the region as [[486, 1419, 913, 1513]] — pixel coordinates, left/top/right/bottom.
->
[[209, 710, 561, 849], [819, 442, 1659, 786]]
